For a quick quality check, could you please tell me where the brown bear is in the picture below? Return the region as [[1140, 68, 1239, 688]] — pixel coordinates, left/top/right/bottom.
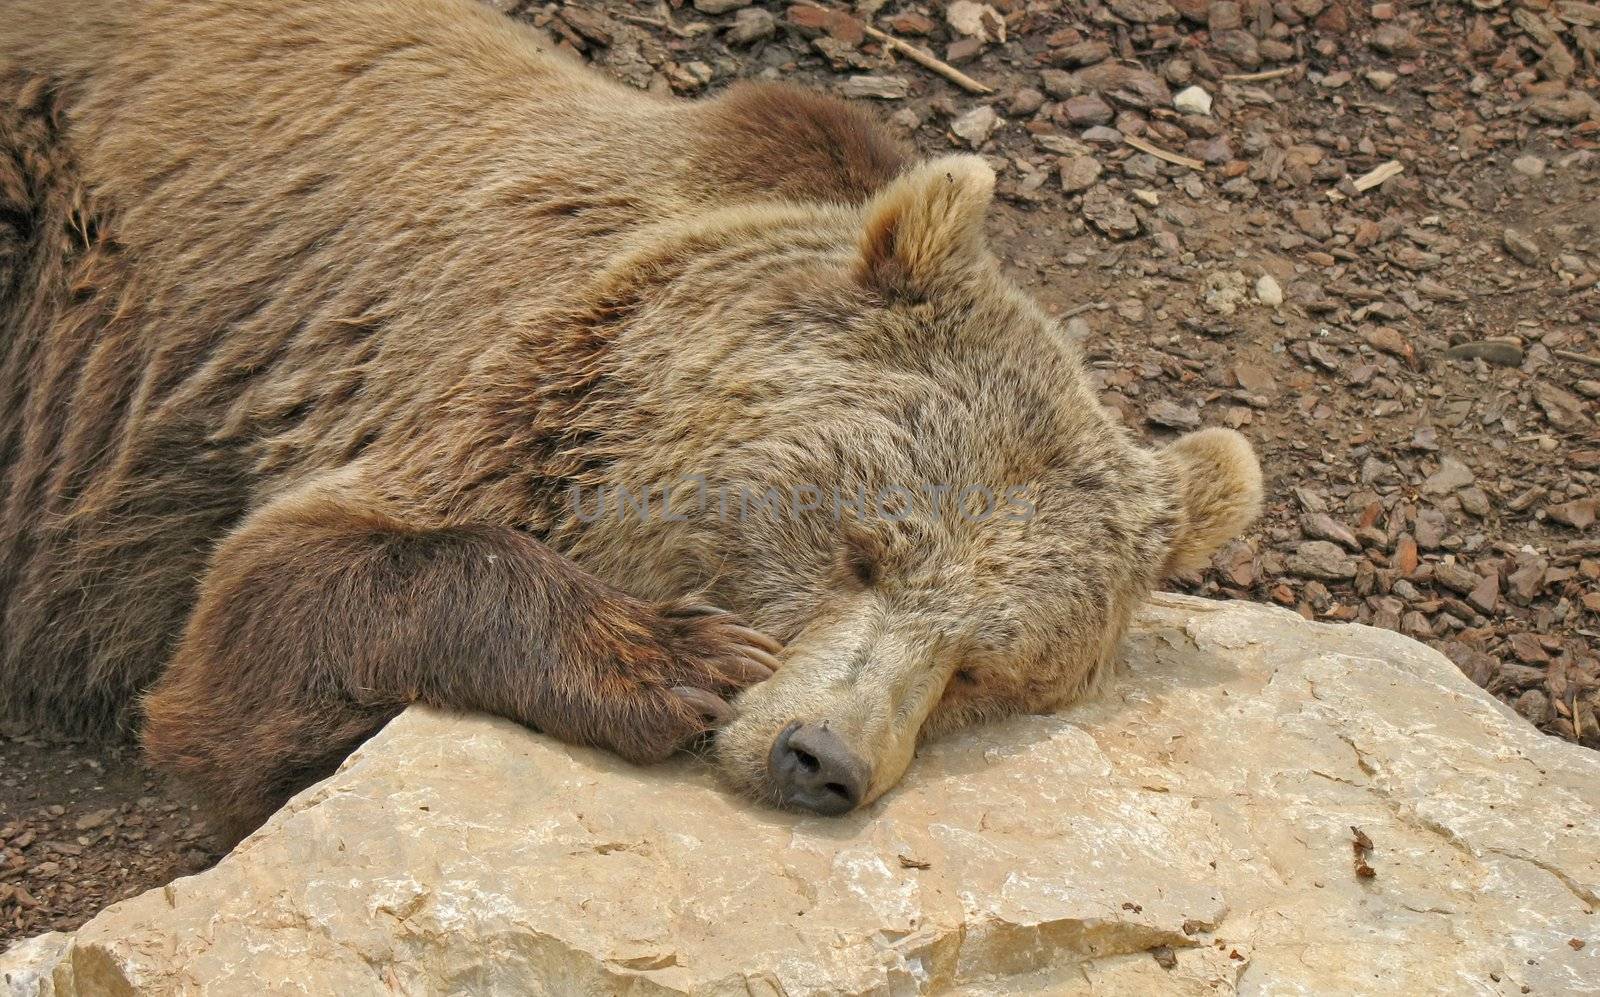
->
[[1, 0, 1261, 837]]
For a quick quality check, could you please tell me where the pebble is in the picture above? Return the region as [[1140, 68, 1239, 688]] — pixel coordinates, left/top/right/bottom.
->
[[1055, 40, 1113, 67], [1503, 228, 1542, 266], [1443, 340, 1525, 367], [1507, 559, 1546, 603], [724, 7, 775, 44], [1059, 155, 1103, 194], [1369, 25, 1422, 57], [1362, 326, 1412, 361], [1203, 271, 1250, 315], [839, 76, 909, 100], [1415, 509, 1448, 550], [1514, 689, 1551, 725], [1212, 28, 1260, 66], [1081, 184, 1141, 239], [1254, 274, 1283, 308], [945, 0, 1005, 43], [950, 105, 998, 147], [1434, 562, 1481, 596], [1173, 85, 1212, 116], [1287, 541, 1358, 581], [1063, 93, 1115, 127], [666, 61, 714, 91], [1147, 400, 1202, 430], [1365, 69, 1398, 91], [1186, 135, 1232, 165], [1234, 363, 1276, 396], [1291, 206, 1333, 241], [1208, 1, 1242, 31], [1511, 155, 1547, 178], [1422, 457, 1475, 496], [1107, 0, 1179, 24], [1533, 382, 1590, 430], [1459, 488, 1492, 518], [1546, 499, 1598, 530], [1008, 87, 1045, 116], [1301, 513, 1359, 551], [1508, 633, 1550, 665], [1394, 537, 1420, 576], [1468, 573, 1500, 615], [72, 809, 117, 832]]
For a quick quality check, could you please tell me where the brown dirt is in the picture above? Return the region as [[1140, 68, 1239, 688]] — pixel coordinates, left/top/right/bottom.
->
[[0, 725, 219, 942], [4, 0, 1597, 946]]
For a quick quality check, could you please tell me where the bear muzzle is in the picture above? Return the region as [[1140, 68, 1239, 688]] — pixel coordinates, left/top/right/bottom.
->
[[767, 719, 872, 815], [764, 720, 870, 816]]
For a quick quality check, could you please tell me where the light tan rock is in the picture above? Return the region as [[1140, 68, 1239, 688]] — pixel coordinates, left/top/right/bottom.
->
[[0, 932, 72, 997], [945, 1, 1006, 44], [6, 595, 1598, 995]]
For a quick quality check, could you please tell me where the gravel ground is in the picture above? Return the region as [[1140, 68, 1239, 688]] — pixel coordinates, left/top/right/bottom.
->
[[0, 725, 218, 941], [4, 0, 1597, 945]]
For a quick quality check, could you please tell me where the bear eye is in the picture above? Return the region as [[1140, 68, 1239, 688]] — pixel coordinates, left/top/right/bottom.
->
[[953, 667, 979, 686]]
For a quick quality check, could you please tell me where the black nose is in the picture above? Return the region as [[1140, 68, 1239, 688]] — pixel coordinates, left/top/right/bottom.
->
[[768, 721, 870, 815]]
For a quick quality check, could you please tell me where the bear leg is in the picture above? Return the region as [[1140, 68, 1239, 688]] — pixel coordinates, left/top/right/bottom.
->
[[140, 481, 780, 839]]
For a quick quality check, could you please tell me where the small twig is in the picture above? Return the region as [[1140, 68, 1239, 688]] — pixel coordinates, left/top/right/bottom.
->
[[1222, 66, 1298, 82], [1350, 825, 1377, 880], [619, 3, 700, 38], [1351, 160, 1405, 192], [1327, 159, 1404, 201], [1061, 301, 1103, 319], [1124, 134, 1204, 170], [860, 22, 994, 94], [789, 3, 992, 94], [1482, 281, 1546, 296], [1553, 349, 1600, 368]]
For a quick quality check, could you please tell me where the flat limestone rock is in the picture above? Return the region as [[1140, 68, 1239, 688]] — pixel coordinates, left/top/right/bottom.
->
[[5, 595, 1597, 995]]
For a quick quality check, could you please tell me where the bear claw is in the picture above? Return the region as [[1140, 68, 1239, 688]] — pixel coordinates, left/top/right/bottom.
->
[[665, 603, 732, 619], [672, 686, 734, 725], [725, 625, 783, 655]]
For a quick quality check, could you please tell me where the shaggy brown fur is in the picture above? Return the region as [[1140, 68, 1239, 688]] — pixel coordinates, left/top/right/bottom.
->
[[2, 0, 1261, 833]]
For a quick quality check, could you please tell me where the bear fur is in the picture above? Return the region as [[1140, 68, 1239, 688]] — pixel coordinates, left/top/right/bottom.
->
[[1, 0, 1261, 834]]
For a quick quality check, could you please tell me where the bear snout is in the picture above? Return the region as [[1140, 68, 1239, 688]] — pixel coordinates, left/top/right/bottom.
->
[[767, 720, 872, 816]]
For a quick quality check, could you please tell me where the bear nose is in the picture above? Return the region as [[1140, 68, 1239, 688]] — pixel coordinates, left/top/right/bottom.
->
[[768, 721, 871, 816]]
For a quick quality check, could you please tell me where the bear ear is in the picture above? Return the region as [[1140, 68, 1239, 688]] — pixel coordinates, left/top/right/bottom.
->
[[856, 155, 995, 300], [1158, 428, 1264, 578]]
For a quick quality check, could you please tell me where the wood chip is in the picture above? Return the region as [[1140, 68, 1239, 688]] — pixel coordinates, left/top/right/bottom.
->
[[1222, 66, 1298, 82], [1124, 134, 1205, 170], [1327, 160, 1404, 201], [861, 21, 995, 94], [1351, 825, 1377, 879], [792, 4, 993, 94], [1553, 349, 1600, 369]]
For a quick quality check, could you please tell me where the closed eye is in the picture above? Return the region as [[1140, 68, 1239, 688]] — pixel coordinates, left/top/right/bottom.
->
[[850, 549, 877, 586], [840, 530, 881, 588]]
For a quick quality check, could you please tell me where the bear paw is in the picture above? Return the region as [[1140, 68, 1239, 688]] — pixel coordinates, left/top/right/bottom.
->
[[584, 601, 782, 764]]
